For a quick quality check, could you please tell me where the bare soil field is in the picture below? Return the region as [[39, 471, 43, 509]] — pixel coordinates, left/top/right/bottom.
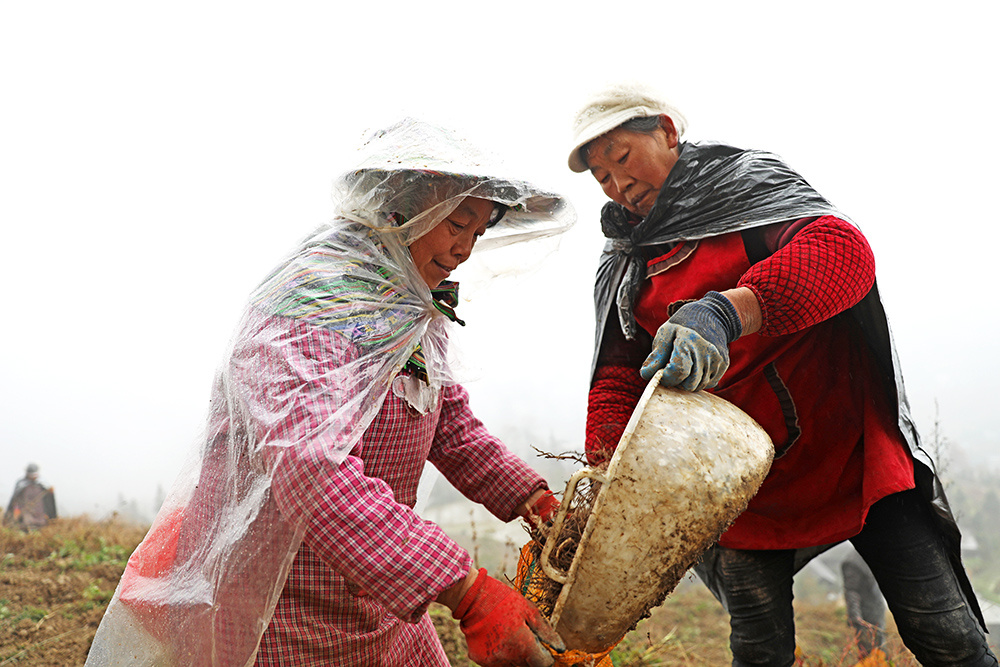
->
[[1, 517, 146, 666], [1, 517, 920, 666]]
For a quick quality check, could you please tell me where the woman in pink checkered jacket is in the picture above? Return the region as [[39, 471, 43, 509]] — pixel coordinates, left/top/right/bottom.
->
[[87, 119, 575, 667]]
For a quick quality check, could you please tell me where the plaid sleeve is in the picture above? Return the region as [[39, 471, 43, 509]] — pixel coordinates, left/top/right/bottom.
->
[[232, 311, 472, 621], [428, 384, 547, 522], [228, 311, 370, 525], [304, 455, 473, 623], [737, 215, 876, 336]]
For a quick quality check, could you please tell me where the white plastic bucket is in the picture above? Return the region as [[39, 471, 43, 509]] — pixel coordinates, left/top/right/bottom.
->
[[541, 371, 773, 653]]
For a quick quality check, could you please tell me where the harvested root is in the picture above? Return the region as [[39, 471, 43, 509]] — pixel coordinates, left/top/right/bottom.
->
[[515, 471, 602, 618]]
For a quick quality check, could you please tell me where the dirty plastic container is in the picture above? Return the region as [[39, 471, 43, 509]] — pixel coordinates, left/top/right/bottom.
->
[[541, 370, 773, 653]]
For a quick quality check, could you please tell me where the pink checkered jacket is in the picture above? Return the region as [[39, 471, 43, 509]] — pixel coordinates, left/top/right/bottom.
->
[[250, 315, 547, 665]]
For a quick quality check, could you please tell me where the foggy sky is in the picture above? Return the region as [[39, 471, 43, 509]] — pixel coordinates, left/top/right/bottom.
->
[[2, 1, 998, 519]]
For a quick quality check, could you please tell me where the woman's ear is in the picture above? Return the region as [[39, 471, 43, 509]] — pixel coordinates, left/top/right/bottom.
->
[[658, 114, 679, 148]]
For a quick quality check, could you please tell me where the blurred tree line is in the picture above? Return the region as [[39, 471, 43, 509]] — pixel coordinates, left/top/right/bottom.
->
[[926, 402, 1000, 601]]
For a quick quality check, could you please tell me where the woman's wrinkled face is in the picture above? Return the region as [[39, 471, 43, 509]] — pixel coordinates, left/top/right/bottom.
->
[[584, 116, 680, 217], [409, 196, 493, 288]]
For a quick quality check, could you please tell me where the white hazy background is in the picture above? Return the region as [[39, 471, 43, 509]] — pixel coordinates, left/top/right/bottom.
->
[[2, 2, 998, 519]]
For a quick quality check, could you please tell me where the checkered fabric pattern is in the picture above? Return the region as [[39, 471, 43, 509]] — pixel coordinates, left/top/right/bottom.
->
[[738, 216, 876, 336], [254, 318, 545, 664]]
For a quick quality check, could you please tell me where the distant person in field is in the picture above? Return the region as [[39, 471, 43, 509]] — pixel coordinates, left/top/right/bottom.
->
[[4, 463, 56, 531], [568, 81, 997, 666]]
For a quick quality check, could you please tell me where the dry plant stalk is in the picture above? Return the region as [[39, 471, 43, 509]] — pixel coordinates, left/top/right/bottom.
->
[[518, 471, 603, 619]]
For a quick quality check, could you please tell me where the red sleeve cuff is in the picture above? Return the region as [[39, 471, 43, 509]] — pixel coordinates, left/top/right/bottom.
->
[[586, 364, 646, 466]]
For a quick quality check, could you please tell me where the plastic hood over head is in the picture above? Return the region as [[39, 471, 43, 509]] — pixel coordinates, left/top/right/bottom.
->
[[85, 118, 574, 666], [334, 118, 573, 250]]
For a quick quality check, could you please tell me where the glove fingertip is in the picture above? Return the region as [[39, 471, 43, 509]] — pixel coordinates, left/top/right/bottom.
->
[[658, 364, 686, 387], [678, 371, 704, 392], [641, 352, 667, 379], [527, 613, 565, 652], [537, 626, 565, 651]]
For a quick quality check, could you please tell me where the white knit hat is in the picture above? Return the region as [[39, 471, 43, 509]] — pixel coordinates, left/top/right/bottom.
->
[[567, 82, 687, 173]]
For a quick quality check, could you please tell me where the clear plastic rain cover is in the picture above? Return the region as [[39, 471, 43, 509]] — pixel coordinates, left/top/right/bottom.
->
[[86, 118, 574, 666]]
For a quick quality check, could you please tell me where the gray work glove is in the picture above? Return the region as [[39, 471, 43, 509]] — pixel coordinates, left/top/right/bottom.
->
[[640, 291, 743, 392]]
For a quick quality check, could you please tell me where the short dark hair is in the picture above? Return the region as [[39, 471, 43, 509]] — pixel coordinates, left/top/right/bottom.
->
[[618, 115, 664, 135], [581, 115, 666, 169], [488, 203, 508, 227], [390, 200, 508, 229]]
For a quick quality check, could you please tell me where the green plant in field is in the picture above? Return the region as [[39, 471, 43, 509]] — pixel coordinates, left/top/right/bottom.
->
[[9, 605, 48, 623], [82, 583, 114, 604], [48, 536, 130, 570], [55, 583, 119, 616]]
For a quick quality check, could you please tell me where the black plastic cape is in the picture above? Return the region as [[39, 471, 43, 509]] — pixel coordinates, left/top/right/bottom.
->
[[592, 141, 983, 626]]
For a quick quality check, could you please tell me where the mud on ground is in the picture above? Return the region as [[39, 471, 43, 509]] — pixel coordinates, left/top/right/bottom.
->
[[1, 517, 921, 667], [1, 516, 146, 665]]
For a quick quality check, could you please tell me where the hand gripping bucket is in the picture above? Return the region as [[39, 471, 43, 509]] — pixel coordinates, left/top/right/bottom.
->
[[540, 371, 774, 654]]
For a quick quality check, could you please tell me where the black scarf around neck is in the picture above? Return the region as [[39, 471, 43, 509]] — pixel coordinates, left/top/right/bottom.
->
[[594, 141, 844, 350]]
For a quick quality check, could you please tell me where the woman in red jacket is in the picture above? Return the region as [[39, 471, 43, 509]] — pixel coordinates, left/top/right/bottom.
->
[[569, 82, 996, 667]]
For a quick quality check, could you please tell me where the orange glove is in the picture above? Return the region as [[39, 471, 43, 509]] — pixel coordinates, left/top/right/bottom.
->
[[526, 490, 561, 528], [453, 568, 565, 667]]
